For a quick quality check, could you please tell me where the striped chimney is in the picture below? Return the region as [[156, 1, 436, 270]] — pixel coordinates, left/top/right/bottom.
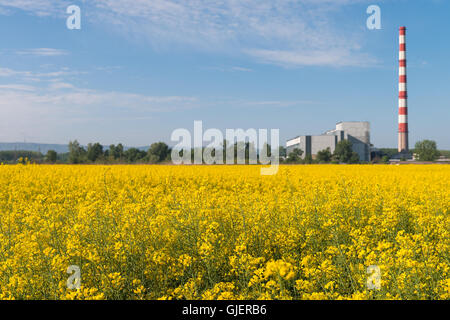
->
[[398, 26, 409, 152]]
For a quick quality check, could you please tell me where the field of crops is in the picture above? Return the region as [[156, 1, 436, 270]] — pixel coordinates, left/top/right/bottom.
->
[[0, 164, 448, 300]]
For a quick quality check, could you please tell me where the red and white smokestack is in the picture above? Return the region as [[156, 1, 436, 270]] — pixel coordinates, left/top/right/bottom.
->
[[398, 26, 409, 152]]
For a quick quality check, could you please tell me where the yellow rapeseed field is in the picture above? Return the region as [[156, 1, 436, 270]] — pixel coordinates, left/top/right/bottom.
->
[[0, 164, 448, 300]]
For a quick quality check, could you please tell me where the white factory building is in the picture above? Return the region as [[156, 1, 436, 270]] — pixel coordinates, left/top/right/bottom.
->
[[286, 122, 371, 162]]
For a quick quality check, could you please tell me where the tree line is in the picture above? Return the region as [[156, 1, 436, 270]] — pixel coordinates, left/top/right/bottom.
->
[[284, 140, 361, 164], [66, 140, 171, 164], [0, 139, 444, 164], [284, 139, 443, 164], [62, 139, 362, 164]]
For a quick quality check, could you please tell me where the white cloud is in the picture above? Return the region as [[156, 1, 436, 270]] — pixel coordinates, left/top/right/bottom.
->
[[0, 67, 32, 77], [230, 67, 253, 72], [16, 48, 69, 56], [0, 65, 198, 114], [48, 82, 74, 90], [0, 82, 200, 142], [0, 0, 377, 67], [246, 49, 378, 68], [0, 78, 319, 143], [0, 84, 36, 91], [0, 66, 86, 82], [0, 84, 198, 115], [87, 0, 376, 67], [0, 0, 69, 16]]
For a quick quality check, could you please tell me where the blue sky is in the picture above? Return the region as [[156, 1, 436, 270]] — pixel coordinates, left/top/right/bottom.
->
[[0, 0, 449, 149]]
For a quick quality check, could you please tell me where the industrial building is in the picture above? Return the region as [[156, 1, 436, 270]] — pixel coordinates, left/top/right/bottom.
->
[[286, 122, 371, 162], [284, 27, 412, 163]]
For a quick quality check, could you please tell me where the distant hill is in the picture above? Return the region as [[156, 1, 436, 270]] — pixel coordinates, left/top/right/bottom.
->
[[0, 142, 150, 154], [0, 143, 69, 154]]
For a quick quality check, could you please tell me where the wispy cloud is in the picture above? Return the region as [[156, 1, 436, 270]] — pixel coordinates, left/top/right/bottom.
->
[[246, 49, 378, 68], [0, 84, 36, 91], [87, 0, 376, 67], [0, 0, 377, 68], [16, 48, 69, 56], [0, 0, 69, 16], [0, 83, 199, 144], [0, 82, 199, 143], [47, 82, 74, 90], [0, 83, 198, 114], [0, 67, 32, 77], [0, 66, 86, 82], [230, 67, 253, 72]]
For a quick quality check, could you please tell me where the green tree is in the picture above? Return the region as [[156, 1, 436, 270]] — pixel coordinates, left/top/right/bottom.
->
[[316, 148, 332, 163], [415, 140, 439, 161], [0, 151, 42, 163], [304, 154, 314, 164], [287, 148, 303, 163], [259, 143, 274, 164], [106, 144, 115, 160], [260, 143, 271, 158], [68, 140, 86, 164], [333, 140, 354, 163], [87, 143, 104, 162], [244, 142, 257, 164], [124, 148, 146, 163], [148, 142, 170, 163], [349, 152, 360, 164], [116, 143, 124, 161], [46, 150, 57, 163], [278, 146, 287, 158]]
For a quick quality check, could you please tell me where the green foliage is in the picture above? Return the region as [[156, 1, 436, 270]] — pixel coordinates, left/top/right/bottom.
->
[[87, 143, 104, 162], [0, 151, 44, 163], [68, 140, 86, 164], [316, 148, 332, 163], [219, 141, 258, 164], [105, 144, 125, 162], [286, 148, 303, 164], [124, 148, 147, 163], [349, 152, 360, 164], [415, 140, 440, 161], [333, 140, 359, 164], [57, 152, 70, 163], [303, 154, 314, 164], [148, 142, 170, 163], [67, 141, 170, 164], [17, 156, 30, 164], [46, 150, 57, 163], [439, 150, 450, 158], [333, 140, 353, 163], [115, 144, 125, 160], [261, 143, 271, 158], [378, 148, 398, 159]]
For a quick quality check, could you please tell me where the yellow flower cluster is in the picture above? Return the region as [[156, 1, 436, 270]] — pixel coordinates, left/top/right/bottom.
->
[[0, 164, 448, 300]]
